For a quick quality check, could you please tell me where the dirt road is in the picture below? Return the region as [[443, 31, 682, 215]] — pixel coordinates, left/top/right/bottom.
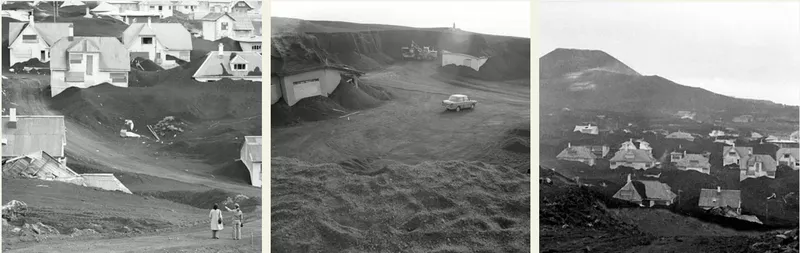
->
[[6, 218, 262, 253], [271, 61, 530, 164]]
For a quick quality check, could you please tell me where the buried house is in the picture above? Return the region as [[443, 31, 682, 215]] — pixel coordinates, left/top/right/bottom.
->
[[440, 50, 489, 72], [240, 136, 262, 187], [2, 110, 67, 164], [673, 152, 712, 174], [271, 61, 364, 106], [609, 149, 658, 170], [698, 187, 742, 214], [192, 44, 262, 82], [121, 19, 193, 67], [48, 36, 131, 97], [776, 148, 800, 170], [555, 143, 597, 166], [740, 154, 777, 181], [613, 174, 677, 207], [2, 150, 83, 185], [7, 16, 73, 66], [722, 144, 753, 167]]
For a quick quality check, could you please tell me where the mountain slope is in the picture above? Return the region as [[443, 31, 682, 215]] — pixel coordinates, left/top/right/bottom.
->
[[539, 48, 798, 122], [272, 17, 530, 81]]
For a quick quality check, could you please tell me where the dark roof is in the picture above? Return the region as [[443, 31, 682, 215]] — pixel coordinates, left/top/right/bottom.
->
[[275, 63, 364, 77], [698, 188, 741, 209]]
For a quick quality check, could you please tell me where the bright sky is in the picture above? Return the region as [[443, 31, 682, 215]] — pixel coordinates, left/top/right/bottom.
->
[[541, 1, 800, 106], [270, 0, 531, 38]]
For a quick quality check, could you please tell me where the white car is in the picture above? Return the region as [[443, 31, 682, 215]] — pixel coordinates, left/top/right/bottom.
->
[[442, 94, 477, 112]]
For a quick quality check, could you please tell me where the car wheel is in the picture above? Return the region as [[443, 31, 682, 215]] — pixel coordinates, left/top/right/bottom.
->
[[471, 104, 476, 109], [456, 106, 461, 112]]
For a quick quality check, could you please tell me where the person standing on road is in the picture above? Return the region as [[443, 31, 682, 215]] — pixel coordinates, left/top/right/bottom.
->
[[224, 203, 244, 240], [209, 204, 224, 239]]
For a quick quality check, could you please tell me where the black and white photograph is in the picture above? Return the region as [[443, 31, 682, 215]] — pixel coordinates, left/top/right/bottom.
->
[[1, 1, 263, 252], [271, 0, 530, 252], [539, 1, 800, 252]]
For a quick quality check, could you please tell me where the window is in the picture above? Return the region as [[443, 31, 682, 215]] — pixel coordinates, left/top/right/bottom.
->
[[142, 37, 153, 45], [221, 22, 229, 30], [232, 64, 246, 70], [69, 54, 82, 64], [293, 78, 319, 85], [150, 5, 155, 10], [22, 35, 37, 43], [158, 6, 163, 10], [252, 45, 261, 50], [179, 51, 189, 60], [110, 73, 127, 83], [65, 72, 84, 82], [785, 154, 791, 158]]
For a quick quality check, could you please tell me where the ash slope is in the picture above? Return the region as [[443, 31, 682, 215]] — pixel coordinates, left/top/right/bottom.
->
[[271, 157, 530, 253]]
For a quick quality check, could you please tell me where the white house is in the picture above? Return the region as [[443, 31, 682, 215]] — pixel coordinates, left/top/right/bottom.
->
[[60, 0, 85, 8], [90, 1, 121, 16], [2, 110, 67, 164], [620, 139, 653, 154], [199, 12, 236, 41], [48, 36, 130, 97], [229, 1, 260, 15], [173, 0, 200, 14], [140, 0, 175, 17], [240, 136, 262, 187], [233, 36, 262, 53], [198, 0, 233, 13], [192, 44, 262, 82], [121, 19, 193, 67], [440, 50, 489, 71], [7, 16, 73, 66], [272, 62, 364, 106], [776, 148, 800, 170]]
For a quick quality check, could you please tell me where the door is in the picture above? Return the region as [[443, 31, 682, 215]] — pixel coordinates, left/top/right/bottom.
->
[[86, 55, 94, 76], [40, 50, 46, 61]]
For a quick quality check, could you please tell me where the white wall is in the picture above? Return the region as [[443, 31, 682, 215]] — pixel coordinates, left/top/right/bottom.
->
[[251, 162, 262, 187], [195, 76, 262, 83], [441, 52, 488, 71], [202, 15, 235, 41], [9, 25, 50, 66], [271, 78, 282, 104], [280, 69, 343, 106], [51, 68, 129, 97], [239, 41, 262, 53]]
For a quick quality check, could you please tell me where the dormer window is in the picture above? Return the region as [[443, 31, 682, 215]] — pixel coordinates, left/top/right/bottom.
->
[[252, 45, 261, 50], [232, 63, 246, 70], [142, 37, 154, 45]]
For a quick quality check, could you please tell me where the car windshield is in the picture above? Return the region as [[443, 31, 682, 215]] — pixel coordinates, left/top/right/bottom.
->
[[448, 96, 463, 102]]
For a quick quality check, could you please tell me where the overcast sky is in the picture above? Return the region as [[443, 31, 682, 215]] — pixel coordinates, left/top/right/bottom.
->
[[541, 1, 800, 106], [270, 0, 530, 38]]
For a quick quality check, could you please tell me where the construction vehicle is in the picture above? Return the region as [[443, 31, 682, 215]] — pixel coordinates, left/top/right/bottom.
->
[[400, 40, 438, 61]]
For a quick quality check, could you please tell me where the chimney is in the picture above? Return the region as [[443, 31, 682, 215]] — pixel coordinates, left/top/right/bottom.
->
[[68, 24, 74, 41], [567, 143, 571, 148], [217, 43, 224, 57], [29, 13, 34, 26], [148, 17, 152, 27], [627, 174, 631, 183], [683, 150, 686, 156], [717, 186, 721, 193]]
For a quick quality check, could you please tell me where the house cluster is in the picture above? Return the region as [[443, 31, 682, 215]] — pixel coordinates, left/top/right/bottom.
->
[[8, 9, 262, 97], [91, 0, 261, 26], [1, 108, 132, 194]]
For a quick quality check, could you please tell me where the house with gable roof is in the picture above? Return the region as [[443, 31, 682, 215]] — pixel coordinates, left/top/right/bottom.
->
[[776, 148, 800, 170], [200, 12, 256, 41], [49, 36, 130, 97], [7, 16, 73, 66], [613, 174, 677, 207], [2, 109, 67, 164], [699, 187, 742, 214], [619, 139, 653, 154], [193, 44, 262, 82], [609, 149, 658, 170], [556, 143, 598, 166], [240, 136, 262, 187], [122, 19, 193, 67], [230, 1, 260, 15], [722, 144, 753, 167], [740, 154, 777, 181], [673, 152, 711, 174]]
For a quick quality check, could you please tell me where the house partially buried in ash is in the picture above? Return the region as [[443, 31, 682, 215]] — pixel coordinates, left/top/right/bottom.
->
[[2, 109, 66, 164], [122, 19, 193, 67], [440, 50, 489, 72], [722, 144, 753, 167], [199, 12, 256, 41], [3, 150, 82, 185], [573, 123, 599, 135], [271, 60, 364, 106], [776, 148, 800, 170], [619, 139, 653, 155], [233, 35, 262, 53], [240, 136, 262, 187], [192, 44, 262, 82], [609, 149, 658, 170], [613, 174, 677, 207], [740, 154, 777, 181], [672, 151, 711, 174], [556, 143, 598, 166], [49, 36, 130, 97], [698, 187, 742, 214], [665, 131, 695, 142], [7, 16, 73, 66]]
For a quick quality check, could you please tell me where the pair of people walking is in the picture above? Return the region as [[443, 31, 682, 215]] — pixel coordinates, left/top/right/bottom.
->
[[209, 203, 245, 240]]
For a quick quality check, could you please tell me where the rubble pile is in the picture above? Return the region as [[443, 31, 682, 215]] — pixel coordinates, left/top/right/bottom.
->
[[152, 116, 187, 138], [749, 228, 799, 253]]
